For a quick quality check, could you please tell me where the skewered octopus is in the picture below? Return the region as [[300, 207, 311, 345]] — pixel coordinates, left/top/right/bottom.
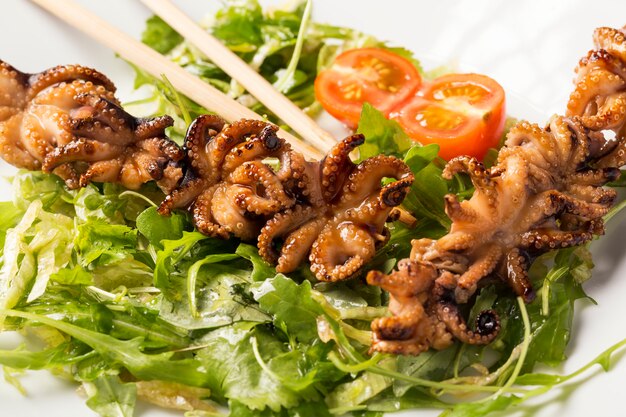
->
[[0, 61, 184, 191], [367, 25, 626, 355], [159, 116, 415, 281]]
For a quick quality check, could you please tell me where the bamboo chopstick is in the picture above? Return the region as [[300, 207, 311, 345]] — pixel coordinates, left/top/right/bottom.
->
[[29, 0, 324, 159], [139, 0, 336, 152]]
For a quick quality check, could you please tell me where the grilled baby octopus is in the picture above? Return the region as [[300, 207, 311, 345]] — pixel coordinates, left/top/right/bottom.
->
[[158, 116, 297, 240], [0, 61, 184, 191], [367, 24, 626, 355], [258, 134, 414, 281]]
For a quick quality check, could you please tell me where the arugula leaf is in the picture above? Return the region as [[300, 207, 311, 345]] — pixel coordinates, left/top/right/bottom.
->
[[393, 348, 459, 396], [251, 274, 324, 343], [75, 219, 137, 266], [2, 310, 215, 389], [228, 398, 333, 417], [136, 206, 187, 249], [440, 395, 520, 417], [402, 149, 450, 230], [84, 375, 137, 417], [213, 0, 264, 47], [356, 104, 413, 161], [236, 243, 277, 282], [196, 323, 300, 410], [159, 262, 268, 330], [326, 359, 394, 411], [0, 342, 80, 370], [153, 231, 237, 292], [141, 15, 183, 54]]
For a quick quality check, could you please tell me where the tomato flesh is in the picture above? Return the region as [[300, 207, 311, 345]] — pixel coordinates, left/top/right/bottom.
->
[[393, 73, 506, 160], [315, 48, 421, 128]]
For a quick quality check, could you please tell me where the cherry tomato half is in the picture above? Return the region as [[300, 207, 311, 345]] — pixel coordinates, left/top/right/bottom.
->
[[392, 73, 506, 160], [315, 48, 422, 128]]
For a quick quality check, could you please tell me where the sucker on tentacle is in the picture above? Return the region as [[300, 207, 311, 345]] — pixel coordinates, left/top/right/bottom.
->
[[0, 61, 184, 192], [367, 24, 626, 355]]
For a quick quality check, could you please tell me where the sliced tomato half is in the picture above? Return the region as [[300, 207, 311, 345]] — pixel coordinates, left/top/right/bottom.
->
[[392, 73, 506, 160], [315, 48, 422, 128]]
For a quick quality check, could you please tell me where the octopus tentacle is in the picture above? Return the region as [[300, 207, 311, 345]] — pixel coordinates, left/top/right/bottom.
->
[[27, 64, 117, 98], [444, 194, 478, 223], [520, 220, 603, 251], [227, 165, 292, 216], [443, 156, 494, 190], [593, 26, 626, 64], [435, 302, 500, 345], [310, 221, 375, 282], [504, 248, 535, 303], [184, 114, 227, 182], [158, 175, 205, 216], [258, 205, 318, 264], [210, 119, 275, 173], [339, 154, 414, 209], [221, 124, 284, 175], [0, 114, 40, 169], [135, 115, 175, 140], [571, 167, 620, 186], [455, 243, 502, 303], [276, 218, 326, 273], [192, 185, 232, 239], [320, 133, 363, 202], [80, 157, 124, 187], [0, 62, 29, 121], [43, 138, 124, 170]]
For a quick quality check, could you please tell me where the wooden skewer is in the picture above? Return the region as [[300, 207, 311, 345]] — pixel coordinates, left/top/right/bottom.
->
[[29, 0, 324, 159], [139, 0, 336, 153]]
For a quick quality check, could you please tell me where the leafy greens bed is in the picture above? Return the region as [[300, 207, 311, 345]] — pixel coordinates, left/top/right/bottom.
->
[[1, 1, 626, 417]]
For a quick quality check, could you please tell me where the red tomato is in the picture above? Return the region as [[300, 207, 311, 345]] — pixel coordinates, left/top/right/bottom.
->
[[392, 73, 506, 160], [315, 48, 422, 128]]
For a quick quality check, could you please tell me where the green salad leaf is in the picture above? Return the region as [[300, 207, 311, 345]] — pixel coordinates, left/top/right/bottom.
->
[[251, 274, 324, 344], [84, 375, 137, 417], [356, 103, 413, 161]]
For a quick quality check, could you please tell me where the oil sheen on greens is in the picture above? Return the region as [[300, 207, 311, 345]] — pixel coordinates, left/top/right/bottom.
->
[[1, 1, 625, 417]]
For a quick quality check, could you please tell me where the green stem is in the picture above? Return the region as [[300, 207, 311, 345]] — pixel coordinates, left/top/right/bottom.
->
[[541, 267, 568, 316], [119, 191, 157, 208], [489, 297, 532, 398], [160, 74, 191, 125], [187, 258, 210, 318], [273, 0, 312, 93]]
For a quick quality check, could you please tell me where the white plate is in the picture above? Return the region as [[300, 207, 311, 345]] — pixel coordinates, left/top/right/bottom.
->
[[1, 1, 626, 416]]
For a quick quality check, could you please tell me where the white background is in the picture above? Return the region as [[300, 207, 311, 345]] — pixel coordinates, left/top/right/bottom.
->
[[1, 1, 626, 416]]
